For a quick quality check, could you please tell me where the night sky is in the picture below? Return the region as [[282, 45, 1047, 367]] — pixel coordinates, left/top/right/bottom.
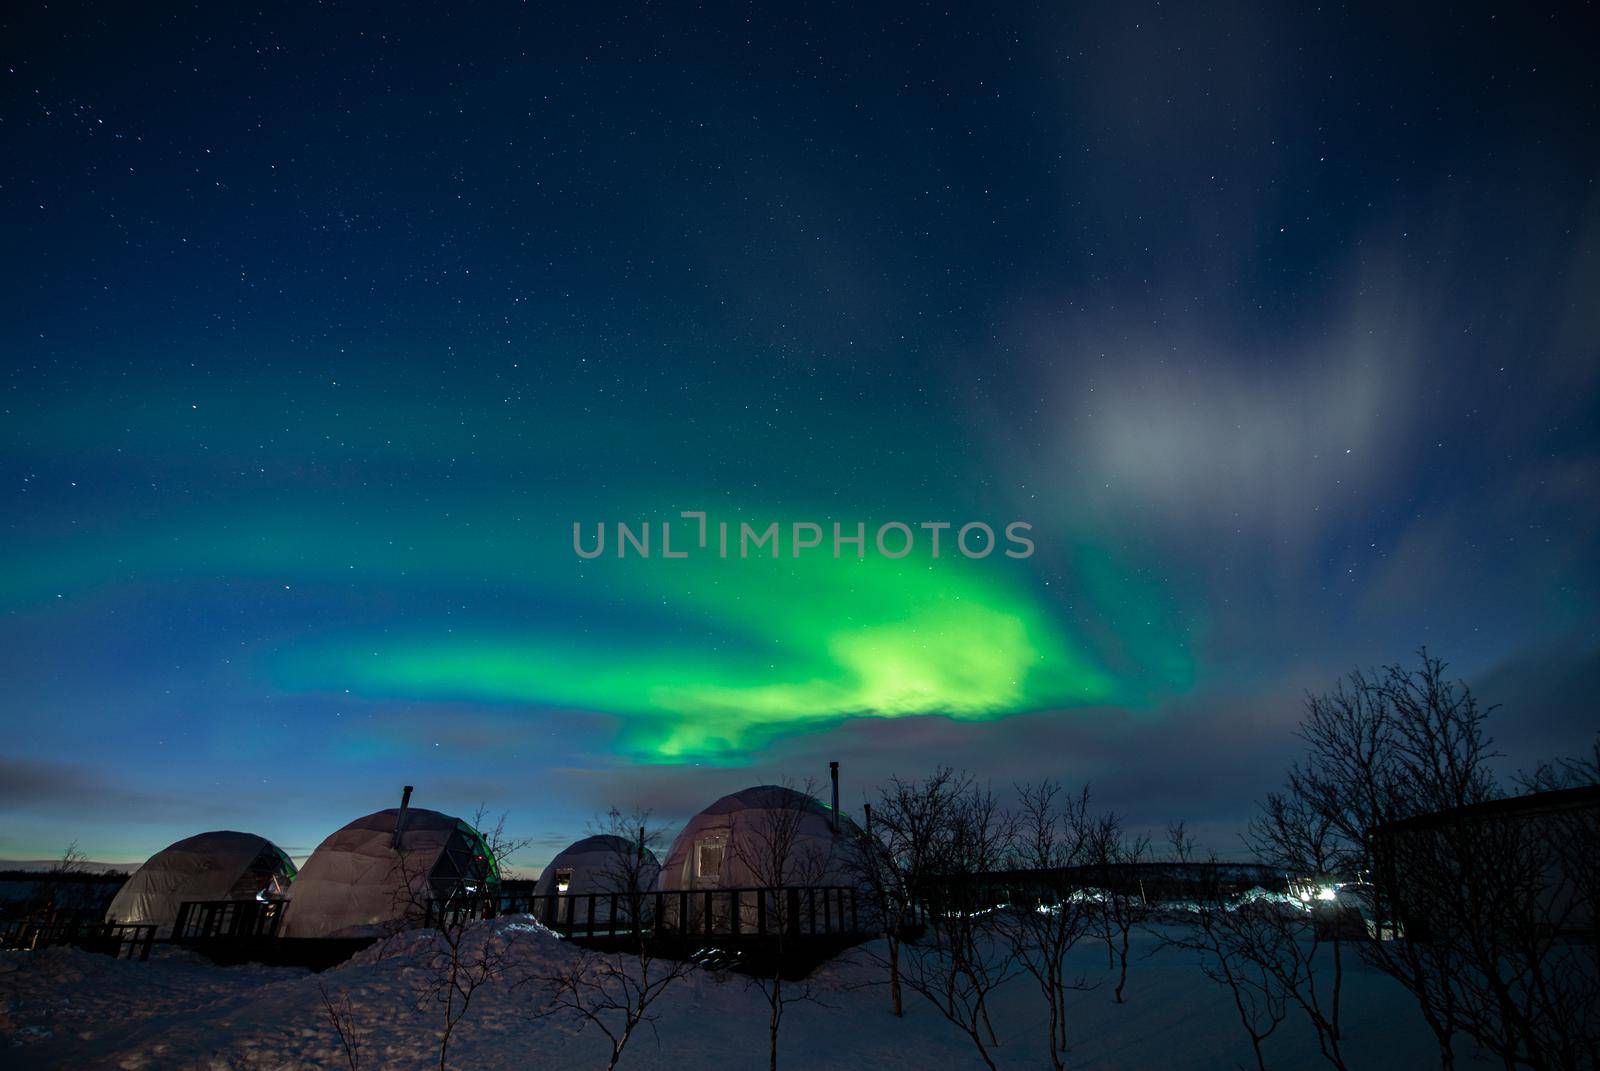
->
[[3, 3, 1597, 872]]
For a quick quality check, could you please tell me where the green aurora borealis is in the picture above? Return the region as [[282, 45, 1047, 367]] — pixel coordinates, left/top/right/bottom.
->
[[279, 543, 1193, 762], [2, 479, 1197, 768]]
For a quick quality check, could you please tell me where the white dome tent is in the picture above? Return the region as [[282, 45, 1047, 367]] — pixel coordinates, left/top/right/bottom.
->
[[533, 834, 661, 899], [658, 783, 861, 935], [104, 830, 296, 939], [660, 784, 856, 891], [531, 833, 661, 930], [280, 803, 497, 939]]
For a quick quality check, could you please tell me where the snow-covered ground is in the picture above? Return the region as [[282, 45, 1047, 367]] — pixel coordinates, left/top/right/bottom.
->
[[1, 918, 1460, 1070]]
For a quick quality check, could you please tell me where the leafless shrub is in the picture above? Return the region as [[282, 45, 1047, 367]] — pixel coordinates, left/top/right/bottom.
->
[[1165, 877, 1292, 1071], [532, 941, 693, 1070], [1000, 780, 1099, 1070], [585, 806, 665, 930], [892, 772, 1019, 1071], [730, 777, 834, 1071], [1088, 813, 1150, 1004], [1245, 792, 1351, 1071], [525, 807, 693, 1071], [1268, 651, 1599, 1070], [847, 766, 968, 1018], [50, 840, 88, 877], [386, 806, 526, 1071], [316, 981, 362, 1071], [32, 839, 91, 922], [471, 803, 535, 876], [1167, 820, 1197, 864]]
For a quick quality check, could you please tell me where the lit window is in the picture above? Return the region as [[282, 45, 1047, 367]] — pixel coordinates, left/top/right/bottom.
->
[[555, 867, 573, 894], [696, 843, 724, 882]]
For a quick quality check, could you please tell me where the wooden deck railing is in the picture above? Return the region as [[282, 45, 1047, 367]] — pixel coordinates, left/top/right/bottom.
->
[[172, 899, 286, 941], [0, 918, 155, 960], [424, 885, 873, 942]]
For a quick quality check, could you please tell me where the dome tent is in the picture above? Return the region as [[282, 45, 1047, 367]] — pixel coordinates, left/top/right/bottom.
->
[[660, 785, 856, 892], [280, 806, 497, 939], [533, 834, 661, 898], [104, 830, 296, 939], [532, 833, 661, 928]]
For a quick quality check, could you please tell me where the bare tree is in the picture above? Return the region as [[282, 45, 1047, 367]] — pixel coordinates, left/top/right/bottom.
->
[[583, 807, 665, 932], [316, 981, 362, 1071], [730, 778, 834, 1071], [1272, 656, 1474, 1068], [1001, 780, 1100, 1070], [849, 765, 968, 1018], [385, 806, 526, 1071], [535, 949, 694, 1071], [471, 803, 535, 877], [894, 773, 1020, 1071], [1088, 812, 1150, 1004], [1244, 790, 1351, 1071], [1166, 876, 1292, 1071], [1455, 737, 1600, 1071], [1271, 652, 1599, 1070], [1517, 738, 1600, 796], [50, 839, 88, 877], [25, 839, 93, 923], [414, 921, 514, 1071], [527, 807, 694, 1071], [1167, 820, 1198, 864], [842, 800, 903, 1017]]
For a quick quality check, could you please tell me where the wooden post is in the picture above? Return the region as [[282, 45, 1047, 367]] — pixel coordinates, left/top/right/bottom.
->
[[757, 887, 767, 936]]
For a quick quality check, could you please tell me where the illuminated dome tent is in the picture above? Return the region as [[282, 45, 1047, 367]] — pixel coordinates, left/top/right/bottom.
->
[[104, 830, 296, 939], [533, 834, 661, 898], [280, 802, 497, 939], [660, 784, 856, 893]]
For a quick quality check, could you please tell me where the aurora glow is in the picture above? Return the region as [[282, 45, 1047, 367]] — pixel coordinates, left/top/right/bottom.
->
[[2, 4, 1596, 872], [278, 549, 1176, 761]]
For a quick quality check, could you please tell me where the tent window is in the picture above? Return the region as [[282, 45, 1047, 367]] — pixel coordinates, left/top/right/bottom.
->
[[555, 867, 573, 894], [696, 843, 724, 882]]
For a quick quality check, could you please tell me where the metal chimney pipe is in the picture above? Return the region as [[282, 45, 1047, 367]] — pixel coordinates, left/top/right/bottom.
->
[[829, 761, 840, 833], [392, 785, 414, 849]]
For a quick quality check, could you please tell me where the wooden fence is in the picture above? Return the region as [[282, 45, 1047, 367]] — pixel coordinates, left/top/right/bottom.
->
[[172, 899, 286, 941], [0, 918, 155, 960], [423, 885, 874, 944]]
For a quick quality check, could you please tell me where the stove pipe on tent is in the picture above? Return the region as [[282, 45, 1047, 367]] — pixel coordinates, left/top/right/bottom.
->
[[829, 761, 840, 832], [393, 785, 414, 849]]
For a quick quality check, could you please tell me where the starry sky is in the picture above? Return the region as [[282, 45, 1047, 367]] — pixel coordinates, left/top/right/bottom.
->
[[3, 2, 1597, 872]]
